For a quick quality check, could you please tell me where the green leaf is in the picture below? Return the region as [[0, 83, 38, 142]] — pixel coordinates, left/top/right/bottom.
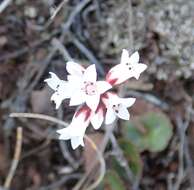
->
[[119, 139, 142, 175], [141, 112, 173, 152], [110, 157, 128, 180], [122, 120, 147, 152], [101, 170, 126, 190], [122, 112, 173, 152]]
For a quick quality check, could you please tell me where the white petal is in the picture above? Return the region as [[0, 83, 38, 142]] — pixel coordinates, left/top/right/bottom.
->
[[105, 108, 116, 124], [66, 61, 85, 76], [83, 64, 97, 83], [128, 51, 139, 64], [44, 72, 61, 90], [120, 98, 136, 108], [120, 49, 130, 65], [57, 128, 71, 140], [107, 93, 121, 106], [51, 93, 64, 109], [133, 63, 147, 79], [71, 137, 84, 149], [118, 69, 134, 83], [69, 89, 86, 106], [91, 108, 104, 129], [67, 75, 82, 84], [108, 62, 147, 84], [71, 117, 89, 137], [102, 92, 119, 108], [109, 62, 124, 74], [67, 75, 83, 93], [107, 64, 131, 85], [117, 106, 130, 120], [107, 51, 143, 85], [50, 81, 73, 109], [58, 81, 73, 97], [96, 81, 112, 94], [85, 94, 100, 112], [45, 72, 75, 109], [57, 107, 91, 149], [57, 127, 66, 135], [57, 110, 89, 139]]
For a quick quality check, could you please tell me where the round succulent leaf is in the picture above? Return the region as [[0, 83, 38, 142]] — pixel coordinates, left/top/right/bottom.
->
[[122, 120, 148, 152], [140, 112, 173, 152], [122, 112, 173, 152]]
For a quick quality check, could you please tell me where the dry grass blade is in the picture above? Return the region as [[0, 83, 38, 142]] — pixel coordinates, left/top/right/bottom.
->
[[4, 127, 23, 189], [42, 0, 68, 30], [10, 112, 69, 127], [49, 0, 68, 21]]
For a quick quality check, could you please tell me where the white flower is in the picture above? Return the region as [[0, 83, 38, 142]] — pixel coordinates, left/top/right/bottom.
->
[[45, 62, 85, 109], [106, 49, 147, 85], [45, 56, 147, 150], [44, 72, 72, 109], [45, 63, 112, 111], [68, 64, 112, 112], [57, 104, 106, 149], [57, 106, 91, 149], [102, 93, 136, 125]]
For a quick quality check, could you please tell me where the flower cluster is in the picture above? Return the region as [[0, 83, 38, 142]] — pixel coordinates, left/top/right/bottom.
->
[[45, 49, 147, 149]]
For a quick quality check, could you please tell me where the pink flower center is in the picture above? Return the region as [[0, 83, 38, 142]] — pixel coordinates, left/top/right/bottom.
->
[[83, 82, 97, 95]]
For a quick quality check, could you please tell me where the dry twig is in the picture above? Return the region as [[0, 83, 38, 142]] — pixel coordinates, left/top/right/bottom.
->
[[173, 106, 192, 190], [49, 0, 68, 23], [62, 0, 92, 31], [0, 0, 12, 14], [10, 112, 69, 127], [4, 127, 23, 189], [71, 33, 105, 76], [52, 38, 73, 61], [39, 174, 81, 190]]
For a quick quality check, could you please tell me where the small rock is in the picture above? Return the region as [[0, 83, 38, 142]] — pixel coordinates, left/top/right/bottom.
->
[[24, 6, 37, 18], [0, 36, 7, 47]]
